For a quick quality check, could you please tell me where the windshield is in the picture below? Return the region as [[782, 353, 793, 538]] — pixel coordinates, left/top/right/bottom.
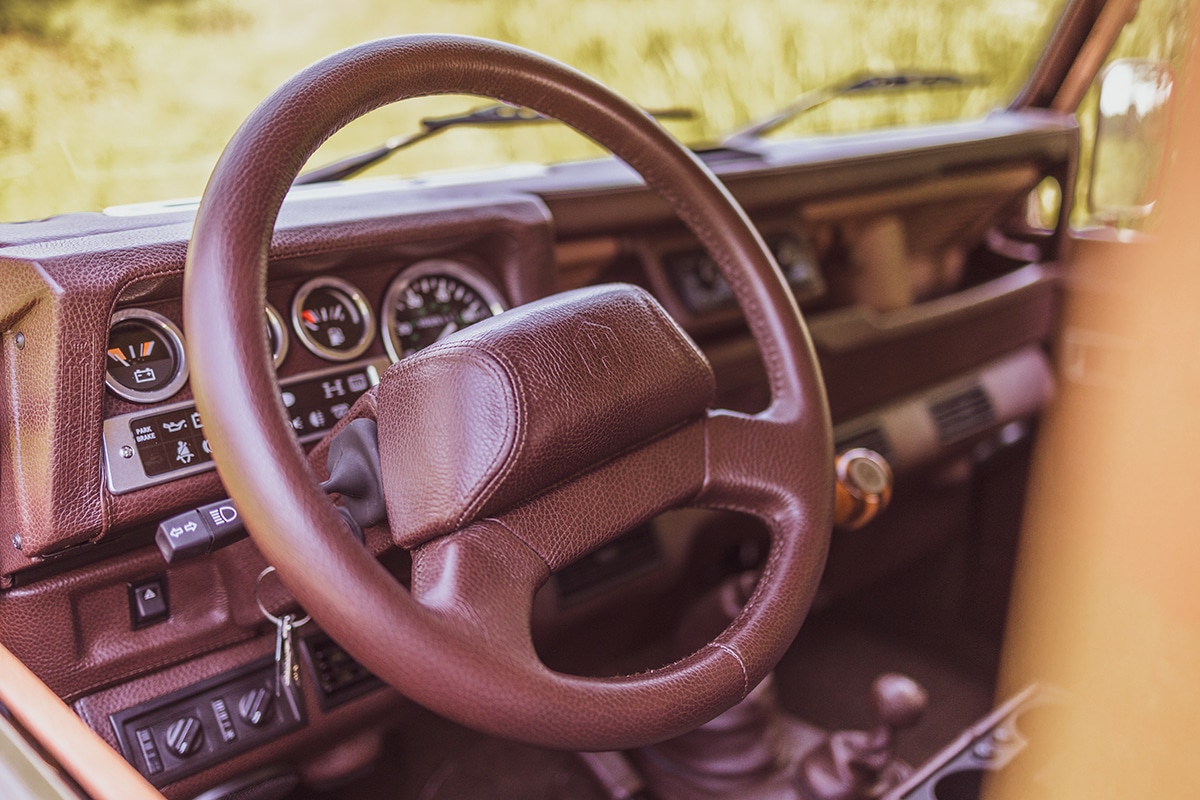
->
[[1, 0, 1074, 222]]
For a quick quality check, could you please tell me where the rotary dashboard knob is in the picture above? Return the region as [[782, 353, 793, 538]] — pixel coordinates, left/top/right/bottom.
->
[[238, 686, 275, 727], [164, 715, 204, 758], [834, 448, 893, 530]]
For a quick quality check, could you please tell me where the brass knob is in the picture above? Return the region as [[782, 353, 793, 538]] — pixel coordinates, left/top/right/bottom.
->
[[834, 448, 893, 530]]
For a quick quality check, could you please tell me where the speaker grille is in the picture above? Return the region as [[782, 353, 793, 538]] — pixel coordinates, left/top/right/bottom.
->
[[929, 384, 995, 444]]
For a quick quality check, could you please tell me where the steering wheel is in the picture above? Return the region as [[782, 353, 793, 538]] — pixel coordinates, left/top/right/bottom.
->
[[184, 35, 831, 751]]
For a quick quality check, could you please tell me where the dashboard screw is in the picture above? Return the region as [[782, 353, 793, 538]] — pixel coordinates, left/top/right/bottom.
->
[[14, 332, 25, 350], [11, 535, 21, 551], [120, 446, 134, 459]]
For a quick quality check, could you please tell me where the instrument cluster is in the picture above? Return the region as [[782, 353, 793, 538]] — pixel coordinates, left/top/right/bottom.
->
[[101, 259, 507, 494], [104, 258, 507, 407]]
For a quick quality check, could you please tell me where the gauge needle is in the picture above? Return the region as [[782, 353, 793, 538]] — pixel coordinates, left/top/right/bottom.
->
[[435, 321, 459, 342]]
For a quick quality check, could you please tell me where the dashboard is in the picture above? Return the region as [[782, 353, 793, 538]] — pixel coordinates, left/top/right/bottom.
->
[[0, 107, 1071, 796]]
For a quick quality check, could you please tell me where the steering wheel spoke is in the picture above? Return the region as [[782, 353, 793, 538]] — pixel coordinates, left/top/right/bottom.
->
[[409, 521, 547, 658], [700, 408, 831, 524], [489, 418, 707, 570]]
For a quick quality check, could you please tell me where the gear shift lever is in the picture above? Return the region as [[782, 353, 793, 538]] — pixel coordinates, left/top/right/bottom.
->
[[799, 673, 928, 800]]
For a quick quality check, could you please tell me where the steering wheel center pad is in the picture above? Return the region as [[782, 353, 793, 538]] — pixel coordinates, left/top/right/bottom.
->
[[378, 283, 715, 548]]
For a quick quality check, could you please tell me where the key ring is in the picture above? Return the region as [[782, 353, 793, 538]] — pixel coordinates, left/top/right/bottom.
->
[[254, 566, 311, 627]]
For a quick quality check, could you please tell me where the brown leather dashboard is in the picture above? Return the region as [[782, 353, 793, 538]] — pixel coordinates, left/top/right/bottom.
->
[[0, 105, 1071, 794], [0, 107, 1071, 574]]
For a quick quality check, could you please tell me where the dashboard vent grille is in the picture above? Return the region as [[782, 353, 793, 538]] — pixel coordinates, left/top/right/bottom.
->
[[557, 525, 662, 607], [304, 633, 383, 710], [929, 384, 995, 444], [835, 426, 892, 462]]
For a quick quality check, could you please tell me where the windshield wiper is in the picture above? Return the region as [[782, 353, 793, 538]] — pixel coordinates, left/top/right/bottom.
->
[[295, 102, 695, 185], [721, 71, 983, 146]]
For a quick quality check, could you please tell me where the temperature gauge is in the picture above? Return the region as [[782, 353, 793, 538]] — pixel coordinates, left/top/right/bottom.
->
[[105, 309, 189, 403], [290, 277, 375, 362]]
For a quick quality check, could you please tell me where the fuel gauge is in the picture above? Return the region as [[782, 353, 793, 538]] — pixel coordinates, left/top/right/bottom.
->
[[290, 277, 375, 362]]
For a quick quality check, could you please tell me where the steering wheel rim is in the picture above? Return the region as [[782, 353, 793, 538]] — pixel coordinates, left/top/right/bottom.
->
[[185, 35, 832, 751]]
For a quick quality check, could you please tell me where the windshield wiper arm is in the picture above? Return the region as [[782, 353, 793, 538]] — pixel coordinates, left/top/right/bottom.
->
[[295, 103, 695, 185], [721, 71, 983, 146]]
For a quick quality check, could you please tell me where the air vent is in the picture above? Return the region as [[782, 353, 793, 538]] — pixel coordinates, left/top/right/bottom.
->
[[557, 525, 662, 607], [835, 426, 892, 462], [929, 384, 995, 444], [304, 633, 383, 710]]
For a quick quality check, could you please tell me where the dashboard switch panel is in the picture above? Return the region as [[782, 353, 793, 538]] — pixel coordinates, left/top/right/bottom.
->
[[103, 358, 387, 494], [111, 656, 304, 787]]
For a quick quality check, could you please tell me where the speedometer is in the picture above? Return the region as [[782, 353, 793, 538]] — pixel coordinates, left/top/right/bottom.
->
[[381, 260, 506, 362]]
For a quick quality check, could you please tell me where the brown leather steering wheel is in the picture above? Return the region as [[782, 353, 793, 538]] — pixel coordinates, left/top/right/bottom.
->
[[185, 35, 832, 751]]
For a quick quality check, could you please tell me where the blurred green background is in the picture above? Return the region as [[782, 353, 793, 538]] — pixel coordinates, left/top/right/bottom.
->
[[0, 0, 1190, 223]]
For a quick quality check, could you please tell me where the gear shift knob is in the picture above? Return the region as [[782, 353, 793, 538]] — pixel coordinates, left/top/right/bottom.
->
[[871, 673, 928, 732], [798, 673, 928, 800]]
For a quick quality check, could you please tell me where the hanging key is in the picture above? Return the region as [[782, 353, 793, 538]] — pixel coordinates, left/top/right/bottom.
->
[[254, 566, 310, 699], [274, 613, 298, 697]]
